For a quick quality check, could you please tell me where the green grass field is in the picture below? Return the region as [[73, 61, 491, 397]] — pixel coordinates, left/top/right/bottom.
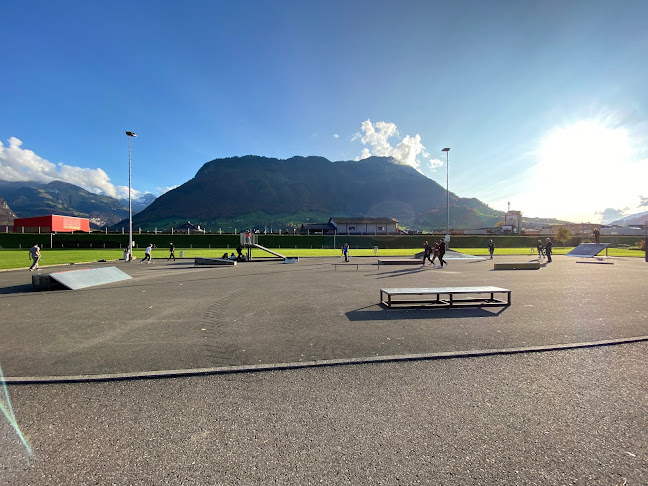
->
[[0, 246, 644, 271]]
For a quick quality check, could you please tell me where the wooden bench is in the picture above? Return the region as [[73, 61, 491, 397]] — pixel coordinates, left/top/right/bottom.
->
[[194, 257, 237, 267], [380, 286, 511, 308], [493, 262, 540, 270]]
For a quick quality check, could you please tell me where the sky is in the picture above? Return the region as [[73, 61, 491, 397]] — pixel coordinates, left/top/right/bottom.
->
[[1, 0, 647, 224]]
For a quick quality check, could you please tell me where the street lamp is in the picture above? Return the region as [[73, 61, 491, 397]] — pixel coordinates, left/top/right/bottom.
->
[[442, 147, 450, 247], [126, 131, 137, 261]]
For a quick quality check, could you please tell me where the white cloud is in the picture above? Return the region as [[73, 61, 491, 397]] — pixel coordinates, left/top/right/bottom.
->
[[427, 158, 444, 170], [0, 137, 130, 199], [353, 119, 431, 171], [333, 133, 339, 139]]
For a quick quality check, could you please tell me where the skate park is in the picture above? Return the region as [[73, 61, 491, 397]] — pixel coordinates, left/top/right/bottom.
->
[[2, 251, 647, 484], [0, 249, 646, 381]]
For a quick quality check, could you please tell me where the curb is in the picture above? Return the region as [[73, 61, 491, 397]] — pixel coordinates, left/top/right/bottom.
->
[[3, 335, 648, 385]]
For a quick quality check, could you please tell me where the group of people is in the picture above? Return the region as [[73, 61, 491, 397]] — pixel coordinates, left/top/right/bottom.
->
[[221, 245, 247, 262], [487, 238, 554, 262], [422, 239, 448, 268], [535, 237, 554, 262]]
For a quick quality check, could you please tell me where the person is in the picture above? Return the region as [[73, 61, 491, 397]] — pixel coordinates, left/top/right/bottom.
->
[[342, 243, 350, 262], [488, 239, 495, 259], [431, 241, 440, 265], [168, 242, 176, 261], [141, 243, 152, 263], [245, 230, 251, 245], [229, 252, 237, 260], [545, 237, 554, 263], [438, 238, 447, 267], [536, 239, 544, 259], [423, 240, 433, 266], [221, 252, 230, 259], [593, 227, 600, 244], [29, 243, 41, 271], [236, 245, 243, 259]]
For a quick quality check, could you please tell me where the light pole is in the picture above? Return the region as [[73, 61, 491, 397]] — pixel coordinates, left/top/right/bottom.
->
[[442, 147, 450, 246], [126, 131, 137, 261]]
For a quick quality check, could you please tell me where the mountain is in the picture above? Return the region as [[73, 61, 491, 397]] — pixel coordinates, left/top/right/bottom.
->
[[0, 197, 17, 225], [610, 210, 648, 227], [118, 193, 157, 213], [125, 155, 503, 231], [0, 180, 129, 228]]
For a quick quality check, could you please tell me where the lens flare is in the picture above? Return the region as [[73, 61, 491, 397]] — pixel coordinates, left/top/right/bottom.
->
[[1, 364, 33, 458]]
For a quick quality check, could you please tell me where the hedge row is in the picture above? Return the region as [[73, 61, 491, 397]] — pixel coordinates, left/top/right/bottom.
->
[[0, 232, 642, 249]]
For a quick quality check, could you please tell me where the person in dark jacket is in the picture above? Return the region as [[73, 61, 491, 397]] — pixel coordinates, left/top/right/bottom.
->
[[423, 240, 433, 266], [545, 237, 554, 263], [438, 239, 447, 267], [488, 240, 495, 259]]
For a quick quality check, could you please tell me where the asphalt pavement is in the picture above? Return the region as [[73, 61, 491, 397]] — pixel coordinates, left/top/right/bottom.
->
[[0, 254, 646, 380], [1, 254, 647, 484]]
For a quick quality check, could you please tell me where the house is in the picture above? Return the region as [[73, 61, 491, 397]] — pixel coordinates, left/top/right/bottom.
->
[[328, 217, 399, 235], [300, 217, 399, 235]]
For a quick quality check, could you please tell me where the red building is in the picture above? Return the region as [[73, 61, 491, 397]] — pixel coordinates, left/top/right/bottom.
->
[[13, 215, 90, 233]]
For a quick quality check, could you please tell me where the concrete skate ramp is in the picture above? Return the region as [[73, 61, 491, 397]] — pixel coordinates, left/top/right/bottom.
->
[[565, 243, 610, 258], [33, 266, 132, 291]]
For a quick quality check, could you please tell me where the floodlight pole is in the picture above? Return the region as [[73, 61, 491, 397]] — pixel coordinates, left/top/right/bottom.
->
[[126, 131, 137, 261], [442, 147, 451, 247]]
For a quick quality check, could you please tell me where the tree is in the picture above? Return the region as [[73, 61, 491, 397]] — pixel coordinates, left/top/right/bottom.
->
[[556, 227, 573, 247]]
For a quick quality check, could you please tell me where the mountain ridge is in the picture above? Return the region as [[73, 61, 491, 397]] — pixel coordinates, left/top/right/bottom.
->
[[127, 155, 503, 231]]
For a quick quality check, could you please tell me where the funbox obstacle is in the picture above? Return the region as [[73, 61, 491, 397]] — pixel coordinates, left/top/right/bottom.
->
[[32, 266, 132, 291]]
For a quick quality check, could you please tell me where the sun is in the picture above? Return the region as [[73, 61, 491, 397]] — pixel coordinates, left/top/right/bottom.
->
[[518, 119, 636, 222], [538, 120, 631, 176]]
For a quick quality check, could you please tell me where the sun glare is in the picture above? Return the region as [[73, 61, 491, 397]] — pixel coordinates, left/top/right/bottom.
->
[[538, 120, 631, 175], [524, 120, 635, 222]]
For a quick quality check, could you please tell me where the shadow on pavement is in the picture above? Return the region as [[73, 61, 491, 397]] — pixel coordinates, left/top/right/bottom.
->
[[0, 284, 34, 295], [346, 305, 506, 321]]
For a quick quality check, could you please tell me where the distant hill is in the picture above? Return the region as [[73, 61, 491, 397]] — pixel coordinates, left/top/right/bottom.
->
[[117, 193, 157, 213], [0, 197, 17, 225], [0, 180, 157, 228], [124, 155, 504, 231], [0, 180, 129, 228], [610, 210, 648, 227]]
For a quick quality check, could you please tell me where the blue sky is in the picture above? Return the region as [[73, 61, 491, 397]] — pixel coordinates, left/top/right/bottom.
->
[[1, 0, 647, 223]]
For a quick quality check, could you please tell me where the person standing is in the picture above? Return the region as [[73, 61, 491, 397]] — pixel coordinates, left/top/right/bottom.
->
[[423, 240, 433, 266], [343, 243, 350, 262], [545, 237, 554, 263], [29, 243, 41, 271], [536, 239, 544, 259], [438, 238, 447, 268], [488, 239, 495, 259], [593, 227, 600, 244], [141, 243, 153, 263], [168, 242, 176, 261]]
